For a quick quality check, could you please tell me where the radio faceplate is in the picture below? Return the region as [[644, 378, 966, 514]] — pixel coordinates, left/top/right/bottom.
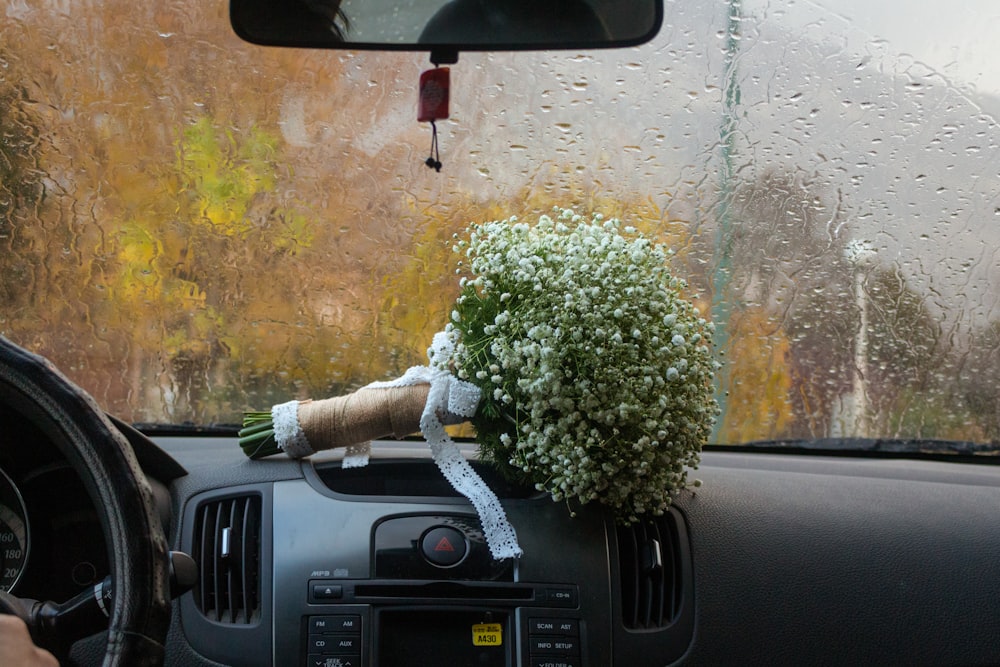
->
[[374, 608, 511, 667], [272, 475, 613, 667], [302, 605, 587, 667]]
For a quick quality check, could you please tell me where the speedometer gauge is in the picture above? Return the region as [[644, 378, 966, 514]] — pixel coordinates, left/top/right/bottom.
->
[[0, 467, 29, 592]]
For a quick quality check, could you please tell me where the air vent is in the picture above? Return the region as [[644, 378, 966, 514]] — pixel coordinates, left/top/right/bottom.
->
[[192, 494, 262, 624], [616, 511, 683, 629]]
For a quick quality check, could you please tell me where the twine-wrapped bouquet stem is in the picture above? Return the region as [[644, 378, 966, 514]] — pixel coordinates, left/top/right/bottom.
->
[[239, 384, 430, 460], [239, 207, 719, 557]]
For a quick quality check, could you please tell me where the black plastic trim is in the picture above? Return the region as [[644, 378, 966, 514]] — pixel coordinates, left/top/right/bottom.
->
[[179, 483, 273, 667]]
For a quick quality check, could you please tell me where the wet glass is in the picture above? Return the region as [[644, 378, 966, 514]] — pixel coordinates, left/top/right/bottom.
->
[[1, 0, 998, 444]]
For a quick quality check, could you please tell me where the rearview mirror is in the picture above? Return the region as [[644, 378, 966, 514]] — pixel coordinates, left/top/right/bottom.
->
[[230, 0, 662, 53]]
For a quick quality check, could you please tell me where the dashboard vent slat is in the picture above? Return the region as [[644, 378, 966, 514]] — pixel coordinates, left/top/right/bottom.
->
[[193, 494, 262, 625], [241, 496, 260, 618], [617, 512, 682, 629]]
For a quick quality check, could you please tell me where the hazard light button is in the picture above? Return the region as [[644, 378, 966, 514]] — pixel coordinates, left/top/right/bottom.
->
[[420, 526, 468, 567]]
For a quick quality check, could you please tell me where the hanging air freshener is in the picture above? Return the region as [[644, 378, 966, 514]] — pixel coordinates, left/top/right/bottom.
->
[[418, 67, 449, 171]]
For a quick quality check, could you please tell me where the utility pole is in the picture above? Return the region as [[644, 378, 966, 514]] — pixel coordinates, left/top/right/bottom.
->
[[845, 239, 876, 436], [711, 0, 742, 440]]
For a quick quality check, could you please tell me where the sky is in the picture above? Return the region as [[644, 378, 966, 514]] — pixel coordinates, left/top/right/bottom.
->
[[723, 0, 1000, 324], [776, 0, 1000, 98]]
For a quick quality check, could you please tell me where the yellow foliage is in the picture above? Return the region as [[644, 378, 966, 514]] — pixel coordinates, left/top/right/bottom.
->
[[178, 118, 279, 236], [376, 181, 702, 386], [113, 223, 164, 305], [718, 307, 794, 443]]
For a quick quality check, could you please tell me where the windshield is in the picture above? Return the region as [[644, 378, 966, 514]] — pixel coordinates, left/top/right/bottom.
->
[[1, 0, 998, 448]]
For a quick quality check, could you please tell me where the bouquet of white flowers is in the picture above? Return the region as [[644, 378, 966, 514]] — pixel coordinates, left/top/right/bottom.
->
[[440, 209, 718, 521], [240, 208, 718, 555]]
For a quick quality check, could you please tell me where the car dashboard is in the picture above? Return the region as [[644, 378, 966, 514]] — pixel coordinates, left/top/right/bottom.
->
[[133, 434, 1000, 666], [5, 391, 1000, 666], [3, 0, 1000, 662], [163, 439, 694, 667]]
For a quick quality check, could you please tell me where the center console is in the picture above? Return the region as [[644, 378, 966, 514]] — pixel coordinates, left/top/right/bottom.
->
[[179, 457, 694, 667], [276, 460, 606, 667]]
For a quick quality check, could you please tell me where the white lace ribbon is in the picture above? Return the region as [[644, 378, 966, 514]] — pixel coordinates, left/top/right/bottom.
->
[[270, 332, 523, 560], [271, 399, 314, 459], [366, 332, 522, 560]]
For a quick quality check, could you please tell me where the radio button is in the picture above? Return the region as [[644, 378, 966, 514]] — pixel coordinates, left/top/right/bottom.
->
[[540, 586, 579, 607], [529, 636, 581, 655], [307, 654, 361, 667], [420, 526, 468, 567], [529, 618, 579, 636], [528, 655, 581, 667], [310, 615, 361, 634], [529, 659, 580, 667], [309, 582, 344, 601], [307, 633, 361, 652]]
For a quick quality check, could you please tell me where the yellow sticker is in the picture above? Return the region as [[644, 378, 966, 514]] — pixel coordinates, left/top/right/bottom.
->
[[472, 623, 503, 646]]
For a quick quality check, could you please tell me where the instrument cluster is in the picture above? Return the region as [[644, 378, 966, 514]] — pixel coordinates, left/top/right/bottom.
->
[[0, 411, 108, 603]]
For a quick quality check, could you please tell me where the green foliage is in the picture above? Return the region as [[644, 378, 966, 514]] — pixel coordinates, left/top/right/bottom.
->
[[957, 320, 1000, 442], [94, 116, 328, 420], [177, 118, 280, 235], [865, 268, 940, 388], [883, 387, 982, 442]]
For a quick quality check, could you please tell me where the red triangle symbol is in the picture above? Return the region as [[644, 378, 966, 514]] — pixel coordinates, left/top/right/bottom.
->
[[434, 537, 455, 552]]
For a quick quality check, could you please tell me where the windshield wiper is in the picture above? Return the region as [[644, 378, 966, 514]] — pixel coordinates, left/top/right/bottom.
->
[[710, 438, 1000, 457], [130, 422, 240, 437]]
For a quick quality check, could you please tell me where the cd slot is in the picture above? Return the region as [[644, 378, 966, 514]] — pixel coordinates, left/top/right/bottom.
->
[[307, 579, 579, 608], [354, 581, 535, 601]]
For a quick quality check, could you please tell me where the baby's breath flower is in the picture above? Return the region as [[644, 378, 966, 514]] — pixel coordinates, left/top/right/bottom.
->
[[444, 208, 718, 523]]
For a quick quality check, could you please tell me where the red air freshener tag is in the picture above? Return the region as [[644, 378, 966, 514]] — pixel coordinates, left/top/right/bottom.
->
[[418, 67, 450, 122]]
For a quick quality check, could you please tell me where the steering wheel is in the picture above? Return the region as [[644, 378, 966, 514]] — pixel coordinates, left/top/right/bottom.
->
[[0, 336, 171, 665]]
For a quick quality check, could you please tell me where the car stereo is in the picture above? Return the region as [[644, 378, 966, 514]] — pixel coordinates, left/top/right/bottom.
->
[[299, 513, 586, 667]]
